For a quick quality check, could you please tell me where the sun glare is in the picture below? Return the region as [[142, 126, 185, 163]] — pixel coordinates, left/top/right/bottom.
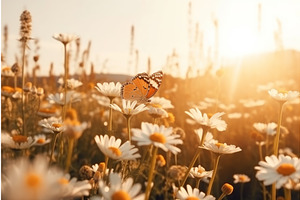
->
[[221, 26, 259, 58]]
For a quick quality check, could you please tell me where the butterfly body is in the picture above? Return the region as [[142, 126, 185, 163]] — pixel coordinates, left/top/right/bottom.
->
[[121, 71, 163, 103]]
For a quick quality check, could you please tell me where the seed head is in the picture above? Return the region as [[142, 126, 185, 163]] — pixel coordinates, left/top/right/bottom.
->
[[19, 10, 32, 41]]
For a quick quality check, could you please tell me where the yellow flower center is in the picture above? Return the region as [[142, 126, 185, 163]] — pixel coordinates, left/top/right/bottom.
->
[[276, 163, 296, 176], [197, 168, 205, 173], [25, 173, 42, 189], [150, 132, 166, 144], [186, 197, 200, 200], [108, 147, 122, 156], [150, 103, 162, 108], [2, 86, 15, 93], [12, 135, 28, 143], [239, 175, 247, 182], [215, 143, 225, 148], [98, 162, 106, 172], [52, 123, 62, 128], [221, 183, 234, 195], [278, 89, 288, 94], [111, 190, 131, 200], [58, 177, 69, 185], [37, 138, 45, 144]]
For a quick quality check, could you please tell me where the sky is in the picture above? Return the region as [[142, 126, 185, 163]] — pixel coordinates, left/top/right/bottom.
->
[[2, 0, 300, 77]]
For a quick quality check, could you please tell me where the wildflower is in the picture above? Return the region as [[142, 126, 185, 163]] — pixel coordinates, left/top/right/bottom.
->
[[38, 117, 64, 133], [24, 82, 32, 92], [1, 66, 14, 77], [240, 99, 265, 108], [53, 33, 78, 45], [253, 122, 277, 136], [227, 112, 242, 119], [1, 86, 22, 97], [33, 134, 51, 146], [37, 87, 44, 96], [95, 82, 122, 99], [189, 165, 213, 179], [94, 135, 140, 160], [195, 128, 217, 145], [63, 119, 88, 140], [110, 99, 148, 117], [167, 165, 188, 181], [79, 165, 94, 180], [58, 78, 83, 90], [47, 91, 81, 106], [202, 142, 242, 155], [132, 122, 183, 155], [92, 94, 111, 107], [268, 89, 299, 103], [37, 106, 58, 118], [185, 108, 227, 131], [99, 173, 145, 200], [19, 10, 32, 41], [148, 106, 168, 118], [255, 154, 300, 189], [233, 174, 251, 184], [220, 183, 234, 197], [156, 155, 166, 167], [176, 184, 215, 200], [149, 97, 174, 109], [1, 131, 35, 150]]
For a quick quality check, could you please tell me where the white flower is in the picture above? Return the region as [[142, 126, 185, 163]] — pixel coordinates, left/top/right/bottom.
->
[[95, 82, 121, 99], [253, 122, 277, 136], [64, 120, 88, 140], [185, 108, 227, 131], [149, 97, 174, 109], [1, 132, 35, 150], [132, 122, 183, 155], [56, 173, 91, 198], [33, 134, 51, 146], [99, 173, 144, 200], [47, 91, 81, 106], [194, 128, 217, 145], [53, 33, 78, 44], [148, 106, 168, 118], [189, 165, 213, 179], [110, 99, 148, 116], [38, 117, 64, 133], [233, 174, 251, 184], [92, 94, 111, 107], [176, 184, 215, 200], [1, 66, 14, 77], [202, 142, 242, 155], [240, 99, 265, 108], [58, 78, 83, 90], [227, 112, 242, 119], [268, 89, 300, 102], [2, 155, 62, 200], [94, 135, 140, 160], [255, 155, 300, 189]]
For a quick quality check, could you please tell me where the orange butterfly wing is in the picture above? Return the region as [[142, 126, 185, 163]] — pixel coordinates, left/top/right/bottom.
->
[[120, 82, 144, 102], [131, 73, 150, 96], [146, 71, 163, 99]]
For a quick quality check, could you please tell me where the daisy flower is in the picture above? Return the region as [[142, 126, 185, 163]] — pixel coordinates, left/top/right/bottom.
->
[[185, 108, 227, 131], [94, 135, 140, 160], [47, 91, 81, 106], [268, 89, 300, 103], [55, 173, 92, 199], [58, 78, 83, 90], [99, 173, 144, 200], [110, 99, 148, 117], [240, 99, 265, 108], [149, 97, 174, 109], [189, 165, 213, 179], [233, 174, 251, 184], [37, 106, 59, 118], [131, 122, 183, 155], [1, 132, 35, 150], [38, 116, 64, 133], [253, 122, 277, 136], [53, 33, 78, 45], [1, 155, 62, 200], [147, 106, 168, 118], [255, 154, 300, 189], [92, 94, 111, 107], [95, 82, 121, 99], [176, 184, 215, 200], [202, 142, 242, 155], [33, 134, 51, 146], [63, 119, 88, 140], [1, 66, 14, 77], [195, 128, 217, 145]]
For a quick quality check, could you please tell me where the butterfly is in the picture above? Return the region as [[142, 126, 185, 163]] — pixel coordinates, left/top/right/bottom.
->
[[121, 71, 163, 103]]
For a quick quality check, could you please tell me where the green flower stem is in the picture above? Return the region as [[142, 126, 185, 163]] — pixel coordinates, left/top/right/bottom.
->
[[240, 183, 244, 200], [108, 98, 113, 133], [49, 132, 60, 165], [284, 188, 291, 200], [104, 155, 109, 179], [14, 74, 17, 90], [195, 178, 201, 189], [65, 138, 74, 172], [273, 102, 284, 156], [206, 154, 221, 195], [258, 144, 267, 200], [126, 115, 132, 142], [145, 146, 158, 200], [272, 102, 284, 200], [62, 43, 68, 121], [180, 127, 208, 187], [21, 41, 26, 136]]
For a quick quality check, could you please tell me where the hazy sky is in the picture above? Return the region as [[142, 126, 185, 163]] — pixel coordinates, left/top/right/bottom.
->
[[2, 0, 300, 76]]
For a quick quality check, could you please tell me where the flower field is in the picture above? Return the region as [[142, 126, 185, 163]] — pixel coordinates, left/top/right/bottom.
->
[[1, 8, 300, 200]]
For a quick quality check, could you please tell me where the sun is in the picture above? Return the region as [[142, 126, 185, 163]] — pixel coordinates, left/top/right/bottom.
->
[[220, 26, 260, 58]]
